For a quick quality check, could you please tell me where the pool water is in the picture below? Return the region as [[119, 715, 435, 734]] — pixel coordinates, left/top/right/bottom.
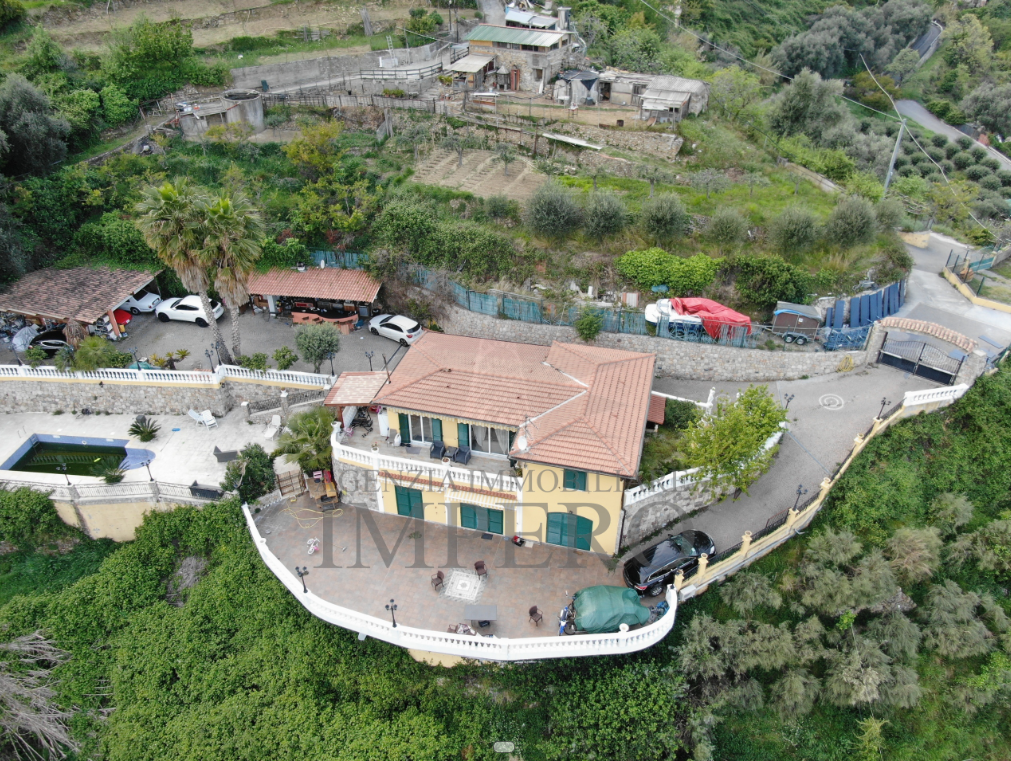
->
[[10, 442, 128, 476]]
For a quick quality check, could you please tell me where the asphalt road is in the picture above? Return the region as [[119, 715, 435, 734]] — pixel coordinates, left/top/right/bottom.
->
[[895, 99, 1011, 171]]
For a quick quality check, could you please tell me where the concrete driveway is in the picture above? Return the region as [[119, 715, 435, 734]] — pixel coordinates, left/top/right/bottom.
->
[[647, 367, 932, 554], [895, 100, 1011, 172], [898, 232, 1011, 348]]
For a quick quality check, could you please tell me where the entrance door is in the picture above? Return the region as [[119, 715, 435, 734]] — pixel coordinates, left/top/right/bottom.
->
[[460, 504, 504, 534], [546, 513, 593, 550], [878, 334, 963, 385], [394, 485, 424, 519]]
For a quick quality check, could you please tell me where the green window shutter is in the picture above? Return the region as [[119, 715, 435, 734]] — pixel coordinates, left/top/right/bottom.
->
[[432, 418, 443, 442], [457, 422, 470, 447], [487, 508, 504, 535], [546, 513, 566, 546], [398, 413, 410, 440], [574, 515, 593, 551], [395, 485, 410, 515], [563, 469, 587, 490], [460, 504, 478, 529], [396, 486, 424, 518]]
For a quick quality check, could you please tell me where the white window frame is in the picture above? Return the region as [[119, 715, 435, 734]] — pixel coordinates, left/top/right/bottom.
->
[[469, 425, 510, 456], [409, 414, 434, 444]]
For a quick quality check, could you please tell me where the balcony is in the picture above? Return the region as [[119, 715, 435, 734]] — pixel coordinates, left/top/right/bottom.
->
[[244, 499, 676, 661], [332, 428, 523, 496]]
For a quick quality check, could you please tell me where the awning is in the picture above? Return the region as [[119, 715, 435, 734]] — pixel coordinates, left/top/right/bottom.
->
[[247, 267, 381, 303], [451, 55, 494, 74], [324, 371, 388, 407], [641, 96, 688, 111]]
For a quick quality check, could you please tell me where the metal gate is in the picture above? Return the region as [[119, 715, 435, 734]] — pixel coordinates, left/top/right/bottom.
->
[[277, 470, 305, 497], [878, 336, 964, 385]]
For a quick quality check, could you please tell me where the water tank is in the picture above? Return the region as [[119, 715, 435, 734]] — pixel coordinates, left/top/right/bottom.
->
[[222, 89, 265, 133]]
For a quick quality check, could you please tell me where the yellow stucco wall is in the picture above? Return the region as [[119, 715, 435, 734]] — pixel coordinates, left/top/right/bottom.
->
[[52, 501, 81, 530], [74, 501, 167, 541], [519, 463, 624, 555]]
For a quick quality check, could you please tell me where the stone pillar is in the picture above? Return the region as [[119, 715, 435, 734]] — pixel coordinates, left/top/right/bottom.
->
[[280, 391, 289, 421], [241, 401, 250, 419], [954, 349, 988, 387], [696, 553, 709, 577], [785, 508, 800, 531], [674, 569, 685, 591], [864, 322, 886, 358], [740, 530, 753, 557]]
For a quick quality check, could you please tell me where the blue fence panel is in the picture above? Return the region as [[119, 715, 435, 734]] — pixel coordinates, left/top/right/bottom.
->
[[860, 295, 871, 326], [825, 325, 871, 351], [825, 307, 834, 330], [849, 297, 860, 328], [311, 250, 368, 269], [834, 300, 845, 330], [502, 296, 542, 323], [468, 291, 500, 316]]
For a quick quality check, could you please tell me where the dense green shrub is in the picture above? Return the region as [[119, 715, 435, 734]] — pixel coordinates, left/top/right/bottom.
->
[[768, 206, 819, 254], [70, 212, 155, 266], [639, 193, 691, 245], [952, 152, 974, 170], [583, 192, 627, 239], [665, 398, 700, 430], [997, 169, 1011, 187], [0, 0, 24, 28], [956, 135, 973, 150], [979, 175, 1003, 192], [945, 143, 960, 160], [220, 443, 276, 502], [964, 164, 992, 182], [258, 238, 308, 270], [981, 157, 1001, 172], [734, 254, 812, 308], [0, 488, 66, 545], [969, 146, 987, 163], [99, 85, 137, 127], [706, 207, 747, 252], [824, 196, 876, 248], [930, 134, 949, 149], [616, 248, 718, 295], [573, 309, 604, 342], [524, 182, 583, 239]]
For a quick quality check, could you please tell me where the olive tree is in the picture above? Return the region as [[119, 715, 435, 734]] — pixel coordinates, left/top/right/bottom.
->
[[295, 322, 341, 373], [824, 196, 877, 248], [640, 193, 691, 245], [769, 206, 819, 254], [584, 192, 627, 240], [525, 182, 583, 239]]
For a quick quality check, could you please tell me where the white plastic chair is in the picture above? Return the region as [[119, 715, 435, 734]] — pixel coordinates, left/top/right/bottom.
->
[[188, 409, 208, 427], [264, 414, 281, 440], [199, 410, 218, 428]]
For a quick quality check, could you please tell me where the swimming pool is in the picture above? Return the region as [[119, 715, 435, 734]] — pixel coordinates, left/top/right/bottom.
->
[[1, 435, 155, 476]]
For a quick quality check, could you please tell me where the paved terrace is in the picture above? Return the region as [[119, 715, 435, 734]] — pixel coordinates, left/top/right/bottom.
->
[[254, 494, 653, 640]]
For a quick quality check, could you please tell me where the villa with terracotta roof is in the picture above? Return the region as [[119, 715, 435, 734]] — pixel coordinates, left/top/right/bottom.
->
[[329, 332, 657, 555]]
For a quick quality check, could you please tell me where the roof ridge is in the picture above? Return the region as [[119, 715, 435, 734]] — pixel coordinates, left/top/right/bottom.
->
[[580, 415, 631, 474]]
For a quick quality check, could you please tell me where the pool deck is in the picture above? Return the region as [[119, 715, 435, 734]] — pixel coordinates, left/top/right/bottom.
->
[[0, 409, 271, 489]]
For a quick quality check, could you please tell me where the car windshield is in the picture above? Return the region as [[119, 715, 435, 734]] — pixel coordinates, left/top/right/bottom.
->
[[406, 322, 422, 332], [672, 534, 698, 556]]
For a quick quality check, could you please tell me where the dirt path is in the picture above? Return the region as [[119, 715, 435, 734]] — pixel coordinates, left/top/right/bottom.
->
[[412, 147, 546, 201]]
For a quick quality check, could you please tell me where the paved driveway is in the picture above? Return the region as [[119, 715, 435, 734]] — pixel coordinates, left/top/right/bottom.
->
[[647, 367, 931, 554]]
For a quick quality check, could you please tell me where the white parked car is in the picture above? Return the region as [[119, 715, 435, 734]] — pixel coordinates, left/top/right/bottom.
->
[[368, 314, 424, 345], [116, 290, 162, 315], [155, 295, 224, 326]]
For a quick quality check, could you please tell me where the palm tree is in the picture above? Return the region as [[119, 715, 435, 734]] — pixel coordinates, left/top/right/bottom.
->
[[135, 181, 233, 364], [200, 190, 264, 359], [274, 407, 336, 472]]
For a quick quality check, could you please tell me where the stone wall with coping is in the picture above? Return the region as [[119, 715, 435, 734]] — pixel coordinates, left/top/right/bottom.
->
[[620, 481, 716, 549], [438, 303, 875, 382], [0, 378, 327, 416]]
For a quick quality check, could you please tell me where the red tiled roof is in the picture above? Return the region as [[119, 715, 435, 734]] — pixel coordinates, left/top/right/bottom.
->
[[647, 393, 666, 425], [247, 268, 381, 303], [324, 372, 388, 406], [0, 267, 159, 325], [374, 333, 655, 478]]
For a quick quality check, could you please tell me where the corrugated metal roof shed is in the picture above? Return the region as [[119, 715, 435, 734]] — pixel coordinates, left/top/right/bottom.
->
[[641, 75, 707, 106], [504, 8, 557, 27], [450, 54, 494, 73], [466, 24, 567, 47]]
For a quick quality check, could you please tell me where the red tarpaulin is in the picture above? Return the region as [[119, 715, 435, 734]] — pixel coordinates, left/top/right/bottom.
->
[[668, 298, 752, 339]]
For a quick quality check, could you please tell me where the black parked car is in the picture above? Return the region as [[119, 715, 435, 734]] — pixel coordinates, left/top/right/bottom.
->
[[29, 330, 70, 357], [623, 530, 716, 597]]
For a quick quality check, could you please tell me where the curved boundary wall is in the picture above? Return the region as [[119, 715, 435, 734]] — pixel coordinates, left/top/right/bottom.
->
[[438, 302, 878, 382]]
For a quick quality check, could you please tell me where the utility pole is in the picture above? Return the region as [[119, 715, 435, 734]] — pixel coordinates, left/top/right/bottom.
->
[[883, 119, 906, 196]]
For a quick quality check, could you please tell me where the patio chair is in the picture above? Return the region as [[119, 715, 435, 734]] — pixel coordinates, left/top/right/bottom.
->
[[213, 446, 239, 463], [430, 441, 447, 460], [264, 414, 281, 440], [529, 606, 543, 626], [188, 409, 207, 426], [431, 570, 445, 591], [199, 410, 218, 428], [474, 560, 487, 579], [453, 445, 472, 465]]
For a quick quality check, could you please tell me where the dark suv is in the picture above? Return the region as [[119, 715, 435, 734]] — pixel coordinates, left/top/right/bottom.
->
[[623, 530, 716, 597]]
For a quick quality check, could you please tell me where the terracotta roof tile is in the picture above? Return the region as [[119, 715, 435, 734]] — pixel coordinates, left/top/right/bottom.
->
[[247, 268, 381, 303], [375, 333, 655, 477], [0, 267, 159, 325]]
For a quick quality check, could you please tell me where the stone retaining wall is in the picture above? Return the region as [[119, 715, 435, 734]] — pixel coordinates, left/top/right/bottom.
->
[[438, 304, 873, 382], [0, 378, 326, 416], [620, 481, 716, 549]]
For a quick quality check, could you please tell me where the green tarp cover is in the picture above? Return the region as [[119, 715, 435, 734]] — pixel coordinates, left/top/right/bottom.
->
[[573, 586, 650, 633]]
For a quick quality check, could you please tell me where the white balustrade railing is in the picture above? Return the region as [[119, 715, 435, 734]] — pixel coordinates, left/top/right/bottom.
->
[[334, 436, 522, 495], [903, 384, 968, 408], [243, 504, 677, 661], [624, 467, 702, 506], [0, 478, 222, 504], [0, 363, 332, 388]]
